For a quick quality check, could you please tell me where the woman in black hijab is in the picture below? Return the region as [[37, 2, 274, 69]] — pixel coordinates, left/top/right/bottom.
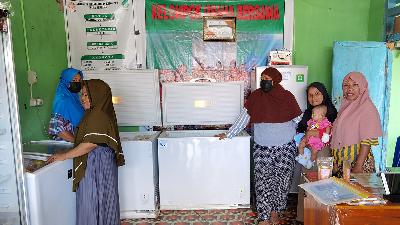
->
[[295, 82, 337, 223], [297, 82, 337, 133]]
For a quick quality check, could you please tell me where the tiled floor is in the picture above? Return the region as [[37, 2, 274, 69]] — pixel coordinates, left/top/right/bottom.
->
[[121, 194, 302, 225]]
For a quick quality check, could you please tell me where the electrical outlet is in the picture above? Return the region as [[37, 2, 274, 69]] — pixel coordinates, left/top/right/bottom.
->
[[27, 70, 37, 85], [30, 98, 43, 107]]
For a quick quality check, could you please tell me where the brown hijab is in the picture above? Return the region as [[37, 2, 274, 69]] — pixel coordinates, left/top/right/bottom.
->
[[245, 67, 302, 123], [72, 79, 125, 191]]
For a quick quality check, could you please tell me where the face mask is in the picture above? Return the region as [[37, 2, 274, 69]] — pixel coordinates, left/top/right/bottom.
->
[[68, 82, 82, 93], [260, 80, 273, 92]]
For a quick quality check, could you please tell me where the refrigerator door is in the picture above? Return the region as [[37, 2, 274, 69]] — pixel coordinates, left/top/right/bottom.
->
[[158, 130, 250, 209], [332, 41, 391, 171], [254, 65, 308, 111], [119, 131, 160, 218], [24, 153, 75, 225]]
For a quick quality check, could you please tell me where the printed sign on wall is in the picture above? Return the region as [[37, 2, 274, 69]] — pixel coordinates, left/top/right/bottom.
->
[[64, 0, 146, 71]]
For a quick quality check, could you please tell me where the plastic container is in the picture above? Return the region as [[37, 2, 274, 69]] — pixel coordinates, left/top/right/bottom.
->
[[343, 159, 351, 182], [317, 157, 333, 180]]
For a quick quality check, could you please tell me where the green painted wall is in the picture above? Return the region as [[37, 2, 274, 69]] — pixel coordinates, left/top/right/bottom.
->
[[368, 0, 385, 41], [293, 0, 385, 92], [387, 50, 400, 166], [10, 0, 68, 143]]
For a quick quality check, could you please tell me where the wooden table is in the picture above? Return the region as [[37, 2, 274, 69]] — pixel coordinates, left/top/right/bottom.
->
[[303, 172, 400, 225]]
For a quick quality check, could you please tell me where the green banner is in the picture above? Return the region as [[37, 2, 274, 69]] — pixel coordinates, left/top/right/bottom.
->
[[146, 0, 284, 97]]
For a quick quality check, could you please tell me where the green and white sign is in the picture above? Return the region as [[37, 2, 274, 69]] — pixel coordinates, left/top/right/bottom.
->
[[296, 74, 305, 82], [64, 0, 146, 71]]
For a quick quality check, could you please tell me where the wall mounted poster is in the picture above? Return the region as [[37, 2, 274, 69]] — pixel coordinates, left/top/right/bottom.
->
[[146, 0, 284, 97], [64, 0, 146, 71]]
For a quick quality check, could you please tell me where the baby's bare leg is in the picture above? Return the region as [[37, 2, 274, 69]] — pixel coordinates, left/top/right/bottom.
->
[[298, 138, 306, 155], [299, 131, 313, 155]]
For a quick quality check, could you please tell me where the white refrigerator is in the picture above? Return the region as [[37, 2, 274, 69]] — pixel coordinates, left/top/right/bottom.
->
[[84, 70, 162, 218], [158, 82, 251, 209]]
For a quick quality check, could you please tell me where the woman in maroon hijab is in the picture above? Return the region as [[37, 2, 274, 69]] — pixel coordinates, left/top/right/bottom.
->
[[217, 67, 302, 225]]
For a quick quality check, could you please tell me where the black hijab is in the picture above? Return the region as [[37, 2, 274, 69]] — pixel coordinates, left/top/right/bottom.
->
[[296, 82, 338, 133]]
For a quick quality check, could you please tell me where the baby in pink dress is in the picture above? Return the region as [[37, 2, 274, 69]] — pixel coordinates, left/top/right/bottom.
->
[[297, 105, 332, 167]]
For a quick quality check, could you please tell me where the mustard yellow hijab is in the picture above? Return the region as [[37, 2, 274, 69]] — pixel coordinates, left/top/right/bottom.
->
[[73, 79, 125, 191]]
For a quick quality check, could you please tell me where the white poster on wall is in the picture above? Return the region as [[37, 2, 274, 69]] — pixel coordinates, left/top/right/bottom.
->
[[64, 0, 146, 71]]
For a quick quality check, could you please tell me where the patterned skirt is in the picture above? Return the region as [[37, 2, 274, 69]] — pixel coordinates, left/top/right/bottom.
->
[[76, 146, 120, 225], [253, 140, 297, 221]]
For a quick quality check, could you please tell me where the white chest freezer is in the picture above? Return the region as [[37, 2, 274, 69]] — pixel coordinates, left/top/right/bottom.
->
[[84, 70, 162, 218], [158, 82, 250, 209], [23, 151, 75, 225], [119, 131, 160, 218], [158, 130, 250, 209]]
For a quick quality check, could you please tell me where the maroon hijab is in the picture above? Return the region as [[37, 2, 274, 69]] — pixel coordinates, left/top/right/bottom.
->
[[245, 67, 302, 123]]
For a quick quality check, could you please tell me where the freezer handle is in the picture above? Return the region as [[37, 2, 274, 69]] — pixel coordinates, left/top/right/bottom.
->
[[189, 77, 216, 83]]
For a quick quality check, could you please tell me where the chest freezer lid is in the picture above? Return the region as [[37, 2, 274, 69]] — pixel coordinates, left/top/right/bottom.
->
[[23, 140, 73, 154], [83, 70, 161, 126], [162, 81, 244, 126]]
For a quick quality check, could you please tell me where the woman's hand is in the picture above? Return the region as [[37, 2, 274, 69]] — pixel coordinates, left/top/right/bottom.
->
[[215, 133, 227, 140], [47, 152, 67, 164], [352, 144, 370, 173], [351, 164, 364, 173]]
